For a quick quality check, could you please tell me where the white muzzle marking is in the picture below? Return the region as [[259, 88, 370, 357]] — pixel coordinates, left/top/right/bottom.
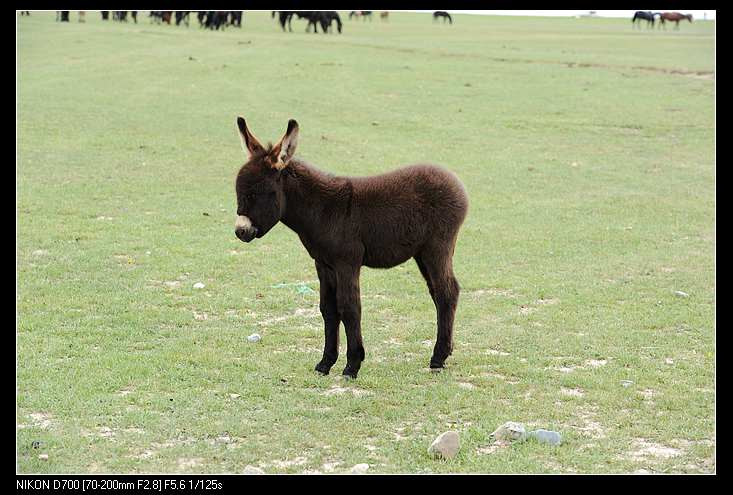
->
[[235, 215, 252, 231]]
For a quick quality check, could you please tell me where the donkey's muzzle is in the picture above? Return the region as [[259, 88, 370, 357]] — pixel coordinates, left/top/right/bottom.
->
[[235, 215, 258, 243], [235, 226, 258, 243]]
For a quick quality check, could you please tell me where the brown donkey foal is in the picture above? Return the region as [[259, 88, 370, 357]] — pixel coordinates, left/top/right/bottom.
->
[[234, 118, 468, 378]]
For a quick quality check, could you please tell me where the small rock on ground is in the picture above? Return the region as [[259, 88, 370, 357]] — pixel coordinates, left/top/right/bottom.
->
[[528, 429, 562, 446], [243, 465, 264, 474], [428, 431, 460, 459], [193, 282, 205, 289], [490, 422, 527, 443], [350, 463, 370, 474]]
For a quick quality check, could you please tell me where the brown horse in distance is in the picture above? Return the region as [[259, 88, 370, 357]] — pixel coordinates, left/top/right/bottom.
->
[[659, 12, 693, 29], [233, 118, 468, 378]]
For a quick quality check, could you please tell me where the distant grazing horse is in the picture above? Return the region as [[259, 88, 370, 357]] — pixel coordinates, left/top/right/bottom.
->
[[434, 11, 453, 24], [150, 11, 172, 24], [101, 11, 109, 20], [319, 11, 343, 33], [203, 11, 229, 30], [275, 11, 295, 31], [230, 11, 243, 28], [116, 11, 136, 23], [380, 12, 389, 21], [175, 11, 191, 27], [349, 11, 372, 21], [299, 11, 323, 33], [659, 12, 693, 29], [233, 118, 468, 378], [632, 11, 656, 28], [57, 11, 69, 22], [294, 10, 341, 34]]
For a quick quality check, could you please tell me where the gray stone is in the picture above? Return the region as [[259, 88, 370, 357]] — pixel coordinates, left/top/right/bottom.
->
[[529, 429, 562, 446], [428, 431, 460, 459], [243, 465, 264, 474], [247, 333, 261, 343], [350, 463, 370, 474]]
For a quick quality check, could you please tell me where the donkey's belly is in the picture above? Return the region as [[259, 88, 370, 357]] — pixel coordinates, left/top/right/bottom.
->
[[361, 234, 422, 268], [362, 249, 415, 269]]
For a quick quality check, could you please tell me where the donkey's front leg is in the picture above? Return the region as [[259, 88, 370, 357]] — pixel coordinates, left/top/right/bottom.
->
[[336, 267, 364, 379], [315, 261, 340, 375]]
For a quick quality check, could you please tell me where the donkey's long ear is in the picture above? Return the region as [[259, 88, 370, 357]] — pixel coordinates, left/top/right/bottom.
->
[[271, 119, 299, 170], [236, 116, 264, 157]]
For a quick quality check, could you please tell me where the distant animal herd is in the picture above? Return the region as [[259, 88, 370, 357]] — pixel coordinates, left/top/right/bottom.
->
[[45, 10, 459, 33], [42, 11, 698, 32]]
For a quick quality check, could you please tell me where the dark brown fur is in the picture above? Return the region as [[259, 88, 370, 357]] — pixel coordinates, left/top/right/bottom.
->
[[234, 118, 468, 378]]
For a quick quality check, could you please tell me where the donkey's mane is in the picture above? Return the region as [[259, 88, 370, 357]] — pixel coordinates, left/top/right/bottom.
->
[[286, 158, 352, 202]]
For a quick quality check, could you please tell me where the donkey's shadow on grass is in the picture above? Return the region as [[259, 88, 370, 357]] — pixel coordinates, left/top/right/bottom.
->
[[232, 117, 469, 379]]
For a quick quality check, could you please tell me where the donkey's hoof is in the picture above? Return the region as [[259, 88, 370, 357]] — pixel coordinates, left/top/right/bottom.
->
[[314, 361, 333, 375], [342, 368, 359, 380], [429, 361, 446, 372]]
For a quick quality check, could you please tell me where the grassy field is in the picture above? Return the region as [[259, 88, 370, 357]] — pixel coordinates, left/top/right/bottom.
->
[[17, 11, 715, 474]]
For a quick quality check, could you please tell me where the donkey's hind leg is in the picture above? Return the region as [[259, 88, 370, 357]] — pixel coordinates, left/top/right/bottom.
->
[[415, 243, 460, 369]]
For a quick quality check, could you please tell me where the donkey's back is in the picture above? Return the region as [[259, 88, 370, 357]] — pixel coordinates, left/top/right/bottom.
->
[[350, 164, 468, 268]]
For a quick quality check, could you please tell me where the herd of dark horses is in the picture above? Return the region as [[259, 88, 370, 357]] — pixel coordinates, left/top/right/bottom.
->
[[148, 11, 243, 29], [54, 11, 244, 30], [632, 11, 694, 29], [145, 11, 243, 30], [273, 11, 344, 34], [272, 11, 452, 33]]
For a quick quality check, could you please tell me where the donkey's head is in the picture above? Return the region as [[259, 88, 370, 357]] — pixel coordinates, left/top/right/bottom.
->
[[234, 117, 299, 243]]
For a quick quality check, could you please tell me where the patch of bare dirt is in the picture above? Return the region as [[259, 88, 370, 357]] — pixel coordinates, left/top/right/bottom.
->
[[322, 385, 373, 397], [566, 405, 606, 439], [520, 297, 560, 315], [560, 387, 585, 397], [269, 456, 308, 469], [18, 412, 54, 430], [465, 288, 518, 299], [260, 307, 320, 327], [476, 442, 509, 455], [623, 438, 683, 461], [176, 458, 204, 471]]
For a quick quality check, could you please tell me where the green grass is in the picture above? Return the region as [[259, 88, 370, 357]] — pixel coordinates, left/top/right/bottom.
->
[[17, 11, 715, 474]]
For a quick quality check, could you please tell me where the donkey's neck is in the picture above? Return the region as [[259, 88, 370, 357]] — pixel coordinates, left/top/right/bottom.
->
[[280, 159, 352, 237]]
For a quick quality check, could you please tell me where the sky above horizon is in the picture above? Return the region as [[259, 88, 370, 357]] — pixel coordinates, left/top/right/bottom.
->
[[406, 10, 715, 20]]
